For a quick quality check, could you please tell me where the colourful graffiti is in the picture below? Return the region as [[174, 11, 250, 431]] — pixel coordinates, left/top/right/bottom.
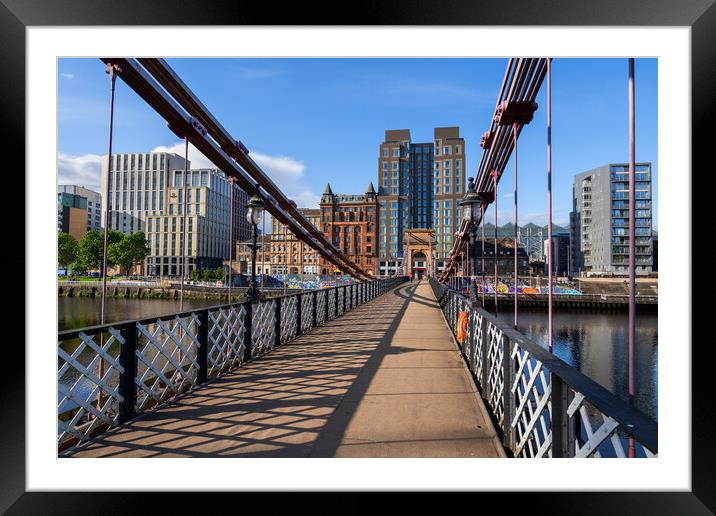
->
[[269, 274, 357, 290], [455, 278, 582, 295]]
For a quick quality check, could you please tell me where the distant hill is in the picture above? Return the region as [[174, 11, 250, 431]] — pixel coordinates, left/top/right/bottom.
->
[[481, 222, 569, 237]]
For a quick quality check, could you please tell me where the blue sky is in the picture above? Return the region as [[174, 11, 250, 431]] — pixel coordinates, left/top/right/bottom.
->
[[58, 57, 658, 228]]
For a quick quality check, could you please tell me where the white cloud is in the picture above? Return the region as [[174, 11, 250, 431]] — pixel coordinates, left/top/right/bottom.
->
[[149, 142, 321, 212], [60, 73, 74, 79], [57, 152, 103, 191]]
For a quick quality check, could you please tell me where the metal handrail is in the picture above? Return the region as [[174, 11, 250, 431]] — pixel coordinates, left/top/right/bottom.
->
[[57, 276, 407, 452], [429, 277, 657, 458]]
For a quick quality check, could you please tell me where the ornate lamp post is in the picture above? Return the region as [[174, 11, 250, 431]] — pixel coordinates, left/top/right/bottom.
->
[[246, 191, 265, 302], [459, 177, 484, 295]]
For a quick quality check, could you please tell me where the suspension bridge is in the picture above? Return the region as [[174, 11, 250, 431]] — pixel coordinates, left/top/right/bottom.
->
[[58, 57, 657, 459]]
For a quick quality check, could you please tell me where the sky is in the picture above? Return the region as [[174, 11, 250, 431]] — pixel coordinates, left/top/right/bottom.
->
[[57, 58, 658, 229]]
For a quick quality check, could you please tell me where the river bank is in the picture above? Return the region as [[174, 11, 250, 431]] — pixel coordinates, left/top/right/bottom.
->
[[57, 283, 306, 301]]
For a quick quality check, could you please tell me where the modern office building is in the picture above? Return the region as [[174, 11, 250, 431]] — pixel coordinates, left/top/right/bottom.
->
[[376, 127, 465, 276], [270, 208, 322, 275], [145, 168, 250, 276], [57, 192, 89, 240], [101, 153, 250, 276], [319, 183, 378, 276], [570, 163, 653, 276], [544, 232, 571, 276], [100, 152, 187, 235], [58, 185, 102, 233]]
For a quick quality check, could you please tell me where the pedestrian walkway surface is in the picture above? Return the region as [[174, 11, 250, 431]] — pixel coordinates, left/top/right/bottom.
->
[[66, 280, 504, 458]]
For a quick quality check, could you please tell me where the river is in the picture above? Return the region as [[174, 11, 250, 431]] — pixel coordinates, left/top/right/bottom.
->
[[496, 308, 658, 421]]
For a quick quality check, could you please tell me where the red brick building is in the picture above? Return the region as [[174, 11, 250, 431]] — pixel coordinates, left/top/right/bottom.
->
[[319, 182, 378, 276]]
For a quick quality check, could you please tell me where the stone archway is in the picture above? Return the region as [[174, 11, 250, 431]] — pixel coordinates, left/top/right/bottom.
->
[[403, 229, 436, 279]]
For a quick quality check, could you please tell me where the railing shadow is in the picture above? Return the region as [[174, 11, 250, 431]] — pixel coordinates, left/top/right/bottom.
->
[[62, 282, 417, 458]]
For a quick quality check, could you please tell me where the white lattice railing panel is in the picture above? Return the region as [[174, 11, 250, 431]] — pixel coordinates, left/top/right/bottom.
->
[[281, 296, 298, 343], [58, 328, 125, 446], [252, 299, 276, 357], [511, 342, 553, 458], [337, 288, 344, 316], [135, 313, 201, 412], [429, 277, 657, 459], [316, 290, 327, 325], [208, 305, 246, 376], [568, 392, 656, 458], [486, 320, 505, 426], [470, 310, 485, 380], [328, 289, 336, 320], [301, 294, 313, 333]]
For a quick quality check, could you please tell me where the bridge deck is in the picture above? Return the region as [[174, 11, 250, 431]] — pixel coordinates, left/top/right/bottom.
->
[[65, 280, 504, 458]]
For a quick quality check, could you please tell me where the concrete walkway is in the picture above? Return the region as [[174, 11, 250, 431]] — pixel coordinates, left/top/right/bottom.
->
[[65, 280, 504, 458]]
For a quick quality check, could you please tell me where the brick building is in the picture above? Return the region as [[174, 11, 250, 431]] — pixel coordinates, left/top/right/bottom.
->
[[270, 208, 322, 275], [319, 182, 378, 276]]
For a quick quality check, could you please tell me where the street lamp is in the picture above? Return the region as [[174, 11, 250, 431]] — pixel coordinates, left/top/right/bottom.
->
[[246, 191, 265, 302], [459, 177, 484, 295]]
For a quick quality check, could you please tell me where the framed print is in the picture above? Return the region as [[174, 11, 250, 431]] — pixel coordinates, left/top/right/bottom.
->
[[3, 0, 712, 511]]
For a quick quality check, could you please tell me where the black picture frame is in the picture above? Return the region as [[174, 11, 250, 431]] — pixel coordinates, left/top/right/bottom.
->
[[3, 0, 711, 511]]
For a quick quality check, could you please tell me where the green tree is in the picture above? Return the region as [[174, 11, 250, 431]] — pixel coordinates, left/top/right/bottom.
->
[[201, 269, 213, 281], [190, 269, 201, 281], [108, 232, 149, 275], [214, 266, 224, 282], [69, 261, 86, 276], [57, 232, 77, 272], [76, 230, 123, 273]]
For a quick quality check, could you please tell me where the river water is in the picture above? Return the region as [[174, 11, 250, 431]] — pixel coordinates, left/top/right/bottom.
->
[[496, 308, 658, 422], [58, 297, 658, 422]]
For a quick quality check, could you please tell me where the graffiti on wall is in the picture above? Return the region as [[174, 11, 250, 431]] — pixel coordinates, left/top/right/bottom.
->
[[455, 278, 582, 295], [270, 274, 357, 290]]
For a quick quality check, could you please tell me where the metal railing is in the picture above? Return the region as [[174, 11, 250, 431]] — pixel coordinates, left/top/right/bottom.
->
[[57, 276, 407, 452], [429, 277, 657, 458]]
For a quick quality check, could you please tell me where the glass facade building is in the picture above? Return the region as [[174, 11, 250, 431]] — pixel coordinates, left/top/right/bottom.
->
[[377, 128, 465, 276], [570, 163, 654, 275]]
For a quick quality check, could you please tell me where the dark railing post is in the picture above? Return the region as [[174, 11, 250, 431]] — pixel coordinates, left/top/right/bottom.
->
[[551, 375, 576, 458], [196, 309, 208, 384], [296, 293, 303, 336], [502, 333, 515, 451], [243, 301, 253, 362], [312, 291, 317, 328], [118, 322, 138, 424], [324, 290, 329, 322], [274, 297, 282, 348]]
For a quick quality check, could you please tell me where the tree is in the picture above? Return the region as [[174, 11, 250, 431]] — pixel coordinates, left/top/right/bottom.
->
[[108, 232, 149, 276], [214, 266, 224, 282], [58, 232, 77, 272], [69, 261, 86, 276], [76, 230, 123, 273]]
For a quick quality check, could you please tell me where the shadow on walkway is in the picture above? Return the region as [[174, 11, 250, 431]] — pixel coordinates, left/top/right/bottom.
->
[[64, 283, 420, 458]]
